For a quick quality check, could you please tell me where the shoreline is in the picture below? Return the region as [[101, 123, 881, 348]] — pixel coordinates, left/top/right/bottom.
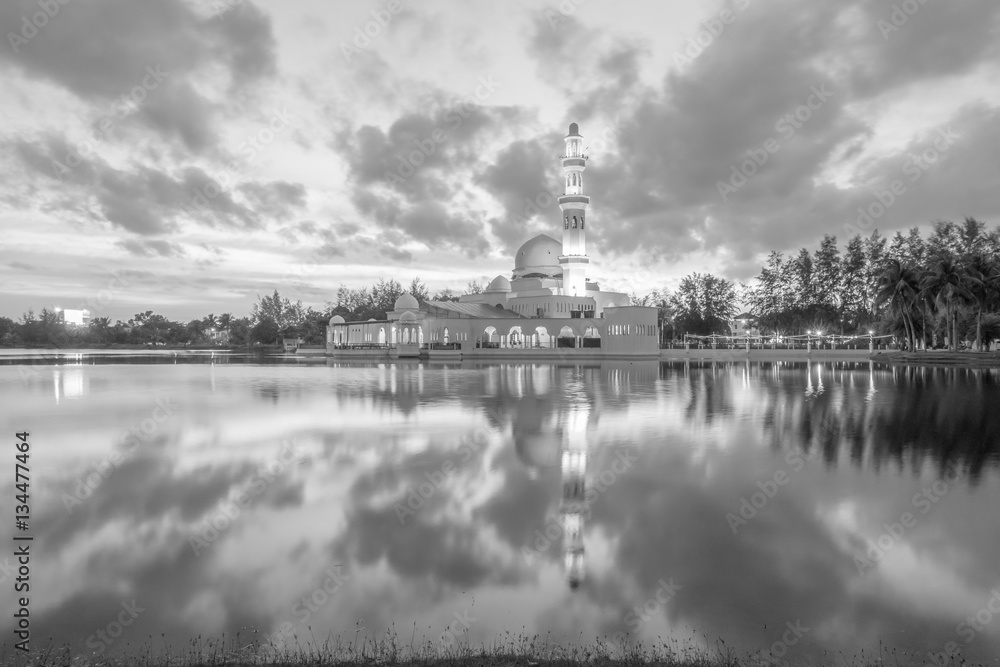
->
[[4, 347, 1000, 370]]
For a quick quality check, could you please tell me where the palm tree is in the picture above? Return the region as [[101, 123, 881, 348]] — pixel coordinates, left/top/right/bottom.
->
[[965, 254, 1000, 350], [919, 256, 973, 351], [876, 260, 920, 351]]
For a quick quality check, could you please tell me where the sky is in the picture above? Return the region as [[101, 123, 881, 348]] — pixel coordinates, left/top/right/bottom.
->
[[1, 0, 999, 322]]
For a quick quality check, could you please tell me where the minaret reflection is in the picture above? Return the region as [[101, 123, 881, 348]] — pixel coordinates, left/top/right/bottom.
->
[[560, 403, 589, 588], [510, 365, 604, 590]]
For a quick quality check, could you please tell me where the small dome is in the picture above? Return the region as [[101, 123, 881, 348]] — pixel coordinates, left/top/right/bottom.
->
[[567, 122, 580, 137], [329, 315, 345, 325], [399, 311, 417, 323], [486, 274, 511, 292], [394, 293, 419, 311]]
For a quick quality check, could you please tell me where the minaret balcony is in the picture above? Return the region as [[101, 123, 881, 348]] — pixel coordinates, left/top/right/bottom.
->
[[557, 195, 591, 207], [560, 157, 588, 167]]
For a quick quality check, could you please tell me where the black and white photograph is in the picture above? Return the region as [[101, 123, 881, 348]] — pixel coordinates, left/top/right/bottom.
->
[[1, 1, 1000, 665]]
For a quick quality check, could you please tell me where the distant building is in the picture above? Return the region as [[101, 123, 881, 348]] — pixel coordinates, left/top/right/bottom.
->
[[55, 307, 90, 326], [731, 313, 757, 336], [204, 327, 230, 344]]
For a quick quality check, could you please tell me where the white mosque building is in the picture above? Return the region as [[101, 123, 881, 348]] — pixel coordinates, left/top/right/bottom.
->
[[327, 123, 658, 358]]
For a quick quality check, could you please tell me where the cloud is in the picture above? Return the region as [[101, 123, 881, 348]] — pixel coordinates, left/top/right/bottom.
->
[[117, 239, 186, 258]]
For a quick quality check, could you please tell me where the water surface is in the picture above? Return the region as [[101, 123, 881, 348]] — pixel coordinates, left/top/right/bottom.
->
[[1, 355, 998, 665]]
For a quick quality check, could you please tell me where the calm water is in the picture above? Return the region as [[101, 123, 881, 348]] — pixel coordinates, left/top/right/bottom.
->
[[1, 354, 999, 665]]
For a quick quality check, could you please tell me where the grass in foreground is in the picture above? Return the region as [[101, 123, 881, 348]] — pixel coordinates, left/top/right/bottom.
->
[[1, 628, 980, 667]]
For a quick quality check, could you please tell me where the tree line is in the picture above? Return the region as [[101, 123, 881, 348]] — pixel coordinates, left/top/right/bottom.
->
[[0, 277, 462, 349], [3, 219, 998, 350], [630, 218, 1000, 348]]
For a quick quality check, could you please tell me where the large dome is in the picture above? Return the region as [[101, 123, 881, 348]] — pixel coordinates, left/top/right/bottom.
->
[[514, 234, 562, 277], [394, 293, 419, 311]]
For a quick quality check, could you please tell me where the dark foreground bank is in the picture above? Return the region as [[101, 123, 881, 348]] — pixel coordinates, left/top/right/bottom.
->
[[2, 634, 984, 667], [871, 350, 1000, 367]]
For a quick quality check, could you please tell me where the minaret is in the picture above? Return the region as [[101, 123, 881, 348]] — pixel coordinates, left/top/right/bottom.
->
[[558, 123, 590, 297]]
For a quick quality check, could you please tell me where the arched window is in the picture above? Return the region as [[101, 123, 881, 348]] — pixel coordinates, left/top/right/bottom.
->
[[564, 215, 570, 229], [580, 215, 585, 229], [572, 216, 578, 228]]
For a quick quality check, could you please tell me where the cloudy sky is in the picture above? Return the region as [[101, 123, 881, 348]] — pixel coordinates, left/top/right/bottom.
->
[[2, 0, 999, 321]]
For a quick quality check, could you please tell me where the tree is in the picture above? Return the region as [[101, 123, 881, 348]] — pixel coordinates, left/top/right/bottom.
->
[[919, 255, 973, 351], [408, 277, 429, 303], [965, 254, 1000, 351], [251, 317, 280, 345], [839, 235, 867, 330], [863, 230, 888, 319], [788, 248, 815, 310], [252, 290, 304, 332], [875, 260, 919, 351], [670, 273, 736, 336], [432, 288, 460, 302], [813, 235, 841, 309], [466, 280, 485, 295], [958, 217, 987, 259], [927, 221, 961, 259]]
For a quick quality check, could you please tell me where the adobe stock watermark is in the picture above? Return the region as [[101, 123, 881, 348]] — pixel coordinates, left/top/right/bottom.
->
[[853, 465, 958, 575], [8, 0, 73, 54], [382, 76, 501, 188], [844, 127, 959, 237], [876, 0, 930, 40], [717, 83, 833, 202], [766, 620, 810, 661], [726, 447, 819, 534], [282, 244, 343, 288], [610, 577, 683, 644], [438, 609, 477, 651], [341, 0, 408, 62], [182, 107, 294, 217], [927, 587, 1000, 667], [189, 442, 299, 556], [52, 66, 170, 180], [84, 600, 144, 655], [545, 0, 589, 30], [672, 0, 751, 70], [62, 397, 179, 514], [80, 270, 134, 317], [261, 566, 350, 658], [394, 428, 490, 524], [208, 0, 243, 19]]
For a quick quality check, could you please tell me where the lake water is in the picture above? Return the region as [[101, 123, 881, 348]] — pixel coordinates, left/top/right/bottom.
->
[[1, 354, 999, 665]]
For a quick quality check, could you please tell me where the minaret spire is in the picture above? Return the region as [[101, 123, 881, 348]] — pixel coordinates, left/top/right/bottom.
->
[[558, 123, 590, 297]]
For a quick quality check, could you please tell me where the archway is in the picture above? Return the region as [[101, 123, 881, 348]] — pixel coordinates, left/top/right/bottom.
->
[[558, 325, 576, 349], [534, 326, 550, 348], [378, 327, 386, 345], [443, 327, 450, 344], [508, 325, 523, 348], [583, 326, 601, 348]]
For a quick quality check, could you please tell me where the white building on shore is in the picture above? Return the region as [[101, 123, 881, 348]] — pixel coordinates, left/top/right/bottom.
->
[[327, 123, 658, 358]]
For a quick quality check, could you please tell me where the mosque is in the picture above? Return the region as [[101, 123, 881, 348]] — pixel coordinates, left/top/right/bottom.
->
[[326, 123, 658, 358]]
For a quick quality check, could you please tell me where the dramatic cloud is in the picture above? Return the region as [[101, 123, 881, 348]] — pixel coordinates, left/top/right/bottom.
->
[[1, 0, 998, 318]]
